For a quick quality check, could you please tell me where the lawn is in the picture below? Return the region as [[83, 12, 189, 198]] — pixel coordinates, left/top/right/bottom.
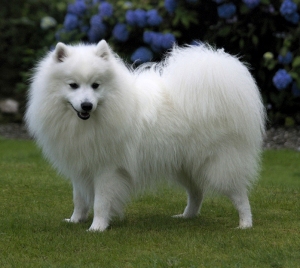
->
[[0, 139, 299, 267]]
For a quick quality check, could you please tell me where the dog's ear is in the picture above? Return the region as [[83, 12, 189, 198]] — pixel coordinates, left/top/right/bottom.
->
[[96, 40, 111, 60], [54, 42, 68, 62]]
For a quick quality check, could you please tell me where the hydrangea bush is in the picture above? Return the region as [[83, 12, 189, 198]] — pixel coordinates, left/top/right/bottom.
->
[[0, 0, 67, 122], [53, 0, 300, 125]]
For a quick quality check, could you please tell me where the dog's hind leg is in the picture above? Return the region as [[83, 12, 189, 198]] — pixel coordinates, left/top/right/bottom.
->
[[173, 170, 204, 218]]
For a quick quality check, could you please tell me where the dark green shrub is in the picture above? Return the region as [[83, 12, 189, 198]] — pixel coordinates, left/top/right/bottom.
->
[[1, 0, 300, 126], [0, 0, 66, 114]]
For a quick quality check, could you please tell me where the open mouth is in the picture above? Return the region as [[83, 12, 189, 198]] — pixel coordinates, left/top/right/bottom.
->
[[69, 103, 90, 120], [77, 112, 90, 120]]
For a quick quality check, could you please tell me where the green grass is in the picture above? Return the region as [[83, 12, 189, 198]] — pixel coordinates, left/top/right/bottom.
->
[[0, 139, 299, 268]]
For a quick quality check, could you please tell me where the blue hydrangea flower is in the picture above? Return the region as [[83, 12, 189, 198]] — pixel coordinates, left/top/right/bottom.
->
[[88, 25, 106, 43], [88, 14, 106, 42], [93, 0, 100, 4], [280, 0, 297, 16], [131, 47, 153, 63], [150, 33, 164, 52], [278, 52, 293, 65], [165, 0, 177, 14], [90, 14, 103, 27], [134, 9, 147, 27], [217, 3, 237, 19], [99, 2, 113, 18], [284, 12, 300, 24], [126, 9, 147, 27], [67, 0, 87, 16], [272, 69, 293, 90], [147, 10, 163, 26], [93, 0, 105, 5], [143, 31, 155, 44], [292, 82, 300, 97], [112, 23, 129, 42], [243, 0, 260, 9], [161, 33, 176, 49], [280, 0, 299, 24], [125, 10, 136, 25], [144, 32, 161, 51], [64, 13, 79, 31], [143, 31, 176, 52]]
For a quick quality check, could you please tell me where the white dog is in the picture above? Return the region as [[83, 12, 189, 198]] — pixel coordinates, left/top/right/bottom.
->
[[25, 40, 266, 231]]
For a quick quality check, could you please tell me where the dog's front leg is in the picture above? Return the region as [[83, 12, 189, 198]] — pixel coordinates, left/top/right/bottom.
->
[[65, 179, 90, 223], [88, 169, 132, 232], [88, 194, 111, 232]]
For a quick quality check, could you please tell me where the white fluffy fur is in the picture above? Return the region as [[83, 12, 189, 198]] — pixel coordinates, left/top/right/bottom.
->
[[25, 40, 266, 231]]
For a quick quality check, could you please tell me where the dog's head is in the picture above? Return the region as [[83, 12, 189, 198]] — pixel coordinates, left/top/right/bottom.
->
[[52, 40, 113, 120]]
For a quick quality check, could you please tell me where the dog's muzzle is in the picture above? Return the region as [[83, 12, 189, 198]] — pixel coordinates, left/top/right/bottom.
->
[[70, 102, 93, 120]]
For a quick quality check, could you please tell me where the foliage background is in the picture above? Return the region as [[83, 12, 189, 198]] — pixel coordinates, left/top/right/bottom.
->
[[1, 0, 300, 126]]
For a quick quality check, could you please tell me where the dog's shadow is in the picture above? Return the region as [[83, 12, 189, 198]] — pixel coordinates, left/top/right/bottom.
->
[[110, 212, 230, 233]]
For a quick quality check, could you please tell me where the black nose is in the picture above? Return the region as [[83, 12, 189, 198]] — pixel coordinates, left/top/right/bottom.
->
[[81, 102, 93, 111]]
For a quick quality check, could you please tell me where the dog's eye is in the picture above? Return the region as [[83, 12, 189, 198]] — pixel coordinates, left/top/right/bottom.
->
[[91, 83, 100, 90], [69, 83, 79, 89]]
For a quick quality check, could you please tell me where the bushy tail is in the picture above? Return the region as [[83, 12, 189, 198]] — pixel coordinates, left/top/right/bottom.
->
[[161, 44, 266, 148]]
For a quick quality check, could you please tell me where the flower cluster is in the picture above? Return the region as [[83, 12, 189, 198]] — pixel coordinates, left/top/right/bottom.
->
[[272, 69, 293, 90], [131, 47, 153, 63], [143, 31, 175, 52], [126, 9, 163, 27], [99, 2, 113, 18], [243, 0, 260, 9], [271, 50, 299, 97], [280, 0, 299, 24], [211, 0, 300, 104], [55, 0, 300, 116], [57, 0, 176, 63], [164, 0, 177, 14], [40, 16, 57, 30], [88, 14, 106, 42], [217, 3, 237, 19], [112, 23, 129, 42], [278, 52, 293, 65]]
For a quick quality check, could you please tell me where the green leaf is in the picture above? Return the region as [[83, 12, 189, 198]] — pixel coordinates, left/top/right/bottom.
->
[[218, 26, 231, 37], [280, 47, 288, 56], [285, 117, 295, 127], [240, 5, 249, 14], [266, 61, 276, 71], [283, 38, 292, 48], [292, 56, 300, 68], [289, 71, 299, 80], [252, 35, 259, 46], [239, 39, 245, 49]]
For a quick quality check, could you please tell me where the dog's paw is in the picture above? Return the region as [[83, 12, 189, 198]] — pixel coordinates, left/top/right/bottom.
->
[[64, 215, 87, 223], [172, 214, 185, 218], [87, 218, 109, 232], [237, 223, 252, 229], [64, 218, 83, 223], [172, 213, 197, 219], [237, 218, 252, 229]]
